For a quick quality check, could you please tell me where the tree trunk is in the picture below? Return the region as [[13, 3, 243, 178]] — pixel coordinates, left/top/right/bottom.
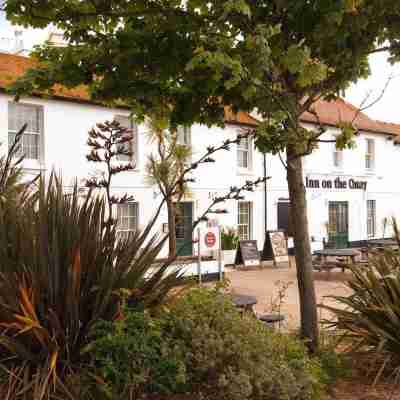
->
[[286, 145, 319, 353], [167, 199, 177, 259]]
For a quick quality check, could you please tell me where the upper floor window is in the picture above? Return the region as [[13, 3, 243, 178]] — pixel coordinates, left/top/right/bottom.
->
[[114, 115, 138, 165], [177, 126, 191, 147], [116, 202, 139, 239], [365, 138, 375, 170], [332, 143, 343, 169], [237, 136, 251, 169], [8, 102, 43, 161]]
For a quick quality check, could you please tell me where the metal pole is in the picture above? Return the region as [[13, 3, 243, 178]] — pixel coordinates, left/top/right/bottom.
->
[[197, 228, 202, 286], [218, 225, 223, 282], [263, 153, 268, 234]]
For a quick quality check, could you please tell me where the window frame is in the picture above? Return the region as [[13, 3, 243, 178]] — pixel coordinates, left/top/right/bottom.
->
[[365, 138, 375, 171], [367, 199, 376, 238], [237, 135, 252, 170], [237, 201, 252, 241], [176, 126, 191, 147], [114, 115, 138, 167], [332, 142, 343, 169], [8, 101, 43, 162], [116, 202, 139, 239]]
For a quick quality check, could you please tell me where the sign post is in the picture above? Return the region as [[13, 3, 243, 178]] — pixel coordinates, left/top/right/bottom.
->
[[197, 228, 202, 285], [218, 227, 222, 281], [199, 226, 222, 282]]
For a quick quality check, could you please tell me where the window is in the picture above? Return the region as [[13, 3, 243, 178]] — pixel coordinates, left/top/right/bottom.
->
[[238, 202, 252, 240], [237, 136, 251, 169], [116, 203, 138, 239], [367, 200, 376, 238], [8, 102, 43, 161], [177, 126, 191, 146], [114, 115, 137, 164], [333, 143, 343, 169], [365, 139, 375, 170]]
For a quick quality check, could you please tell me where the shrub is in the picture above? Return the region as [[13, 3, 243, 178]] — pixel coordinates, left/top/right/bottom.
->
[[324, 249, 400, 377], [86, 310, 186, 399], [0, 174, 183, 399], [221, 227, 239, 250], [89, 288, 325, 400], [161, 288, 325, 400]]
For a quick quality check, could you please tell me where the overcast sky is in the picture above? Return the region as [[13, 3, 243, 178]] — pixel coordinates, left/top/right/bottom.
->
[[1, 12, 400, 124]]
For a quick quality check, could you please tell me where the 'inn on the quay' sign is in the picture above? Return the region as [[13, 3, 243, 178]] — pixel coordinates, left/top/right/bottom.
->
[[305, 177, 367, 190]]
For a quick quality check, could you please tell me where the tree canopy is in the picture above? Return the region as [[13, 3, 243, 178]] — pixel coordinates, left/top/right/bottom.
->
[[5, 0, 400, 353]]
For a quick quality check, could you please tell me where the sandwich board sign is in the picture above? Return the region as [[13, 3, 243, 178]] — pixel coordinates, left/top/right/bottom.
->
[[234, 240, 260, 267], [262, 231, 289, 266]]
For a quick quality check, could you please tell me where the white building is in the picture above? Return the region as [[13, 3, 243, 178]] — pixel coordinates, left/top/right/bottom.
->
[[1, 53, 400, 263]]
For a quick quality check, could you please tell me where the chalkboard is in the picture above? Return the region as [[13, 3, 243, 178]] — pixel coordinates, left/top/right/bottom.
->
[[235, 240, 261, 267], [262, 231, 289, 266]]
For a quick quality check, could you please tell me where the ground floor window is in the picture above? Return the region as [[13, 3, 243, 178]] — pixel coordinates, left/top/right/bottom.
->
[[116, 203, 138, 239], [367, 200, 376, 238], [238, 201, 252, 241]]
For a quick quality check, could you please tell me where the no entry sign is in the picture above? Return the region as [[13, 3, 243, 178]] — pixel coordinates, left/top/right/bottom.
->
[[205, 231, 217, 248], [200, 227, 220, 253]]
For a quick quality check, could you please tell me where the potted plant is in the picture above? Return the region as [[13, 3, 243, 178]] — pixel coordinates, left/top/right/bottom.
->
[[221, 227, 239, 265]]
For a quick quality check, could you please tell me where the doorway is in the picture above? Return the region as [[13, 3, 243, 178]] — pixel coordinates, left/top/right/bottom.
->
[[175, 202, 193, 256], [328, 201, 349, 248]]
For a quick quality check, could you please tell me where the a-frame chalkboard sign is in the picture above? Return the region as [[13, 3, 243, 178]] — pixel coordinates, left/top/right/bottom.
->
[[262, 231, 289, 267], [234, 240, 261, 267]]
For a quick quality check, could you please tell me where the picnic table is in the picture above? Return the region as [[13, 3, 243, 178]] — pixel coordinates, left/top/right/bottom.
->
[[231, 294, 285, 329], [231, 294, 257, 311], [367, 239, 398, 248], [313, 248, 359, 272]]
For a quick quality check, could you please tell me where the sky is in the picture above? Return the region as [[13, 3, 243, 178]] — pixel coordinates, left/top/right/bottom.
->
[[1, 12, 400, 124]]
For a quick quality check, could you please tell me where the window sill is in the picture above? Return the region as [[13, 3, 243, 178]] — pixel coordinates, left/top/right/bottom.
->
[[22, 160, 44, 171], [237, 168, 254, 176]]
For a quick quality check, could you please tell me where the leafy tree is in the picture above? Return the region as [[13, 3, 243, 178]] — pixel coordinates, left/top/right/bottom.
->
[[4, 0, 400, 352]]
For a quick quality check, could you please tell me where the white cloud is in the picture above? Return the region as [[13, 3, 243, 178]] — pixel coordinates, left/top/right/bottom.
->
[[345, 52, 400, 124]]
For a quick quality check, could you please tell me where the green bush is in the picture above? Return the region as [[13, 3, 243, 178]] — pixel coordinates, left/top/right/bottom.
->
[[162, 288, 324, 400], [324, 249, 400, 376], [86, 310, 186, 399], [89, 288, 325, 399]]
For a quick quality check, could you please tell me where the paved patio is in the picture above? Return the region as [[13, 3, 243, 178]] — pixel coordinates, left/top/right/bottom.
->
[[225, 261, 352, 329]]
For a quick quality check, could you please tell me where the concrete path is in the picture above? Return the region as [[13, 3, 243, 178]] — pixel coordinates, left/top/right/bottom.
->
[[226, 262, 351, 329]]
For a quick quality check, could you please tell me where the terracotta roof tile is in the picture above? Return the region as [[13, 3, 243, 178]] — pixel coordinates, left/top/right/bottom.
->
[[1, 53, 399, 135], [301, 98, 400, 136], [0, 52, 258, 126]]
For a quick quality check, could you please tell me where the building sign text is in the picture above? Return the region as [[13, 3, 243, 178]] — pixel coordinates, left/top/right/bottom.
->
[[305, 177, 367, 191]]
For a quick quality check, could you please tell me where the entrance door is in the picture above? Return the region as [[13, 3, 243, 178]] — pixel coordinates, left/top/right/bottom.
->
[[277, 201, 293, 237], [328, 202, 349, 248], [175, 202, 193, 256]]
